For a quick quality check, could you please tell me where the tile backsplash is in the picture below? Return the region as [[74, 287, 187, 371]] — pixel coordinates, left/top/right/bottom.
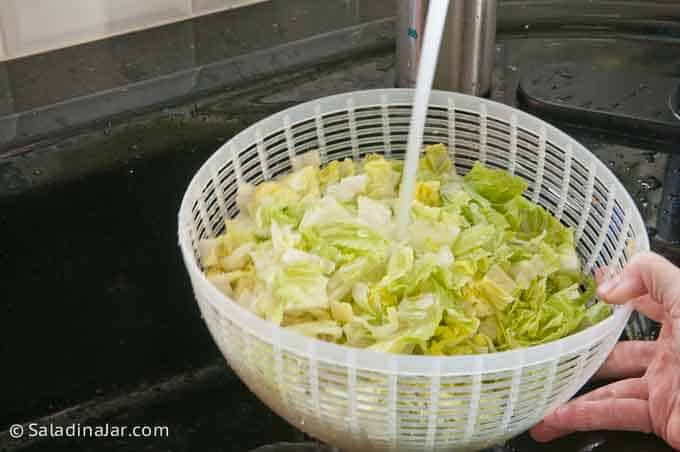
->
[[0, 0, 271, 61], [0, 0, 395, 151]]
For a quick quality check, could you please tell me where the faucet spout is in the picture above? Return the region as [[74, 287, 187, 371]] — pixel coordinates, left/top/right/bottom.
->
[[396, 0, 498, 97]]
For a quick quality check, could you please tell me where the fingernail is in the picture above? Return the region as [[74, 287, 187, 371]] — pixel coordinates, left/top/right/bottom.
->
[[597, 274, 621, 297]]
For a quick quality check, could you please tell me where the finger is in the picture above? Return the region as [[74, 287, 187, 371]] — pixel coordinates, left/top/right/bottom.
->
[[597, 252, 680, 319], [576, 378, 648, 402], [531, 399, 652, 442], [534, 379, 650, 440], [594, 342, 656, 380], [631, 295, 665, 323]]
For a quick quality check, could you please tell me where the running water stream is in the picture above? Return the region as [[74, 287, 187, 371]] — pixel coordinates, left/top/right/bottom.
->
[[396, 0, 451, 239]]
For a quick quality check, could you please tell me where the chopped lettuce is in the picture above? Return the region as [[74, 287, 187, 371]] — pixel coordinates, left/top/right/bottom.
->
[[369, 293, 443, 354], [464, 162, 528, 204], [418, 143, 452, 180], [415, 180, 442, 206], [319, 158, 355, 189], [326, 174, 368, 202], [200, 144, 608, 355], [363, 154, 401, 199], [286, 320, 343, 341]]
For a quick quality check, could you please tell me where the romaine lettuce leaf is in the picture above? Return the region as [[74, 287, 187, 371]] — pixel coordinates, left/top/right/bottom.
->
[[363, 154, 401, 199], [319, 158, 355, 189], [415, 180, 442, 206], [326, 174, 368, 202], [464, 161, 528, 204], [201, 146, 609, 356], [418, 143, 452, 180], [453, 224, 496, 256], [369, 293, 443, 354]]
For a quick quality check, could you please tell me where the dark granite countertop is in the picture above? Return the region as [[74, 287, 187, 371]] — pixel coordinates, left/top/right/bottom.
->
[[2, 10, 680, 451]]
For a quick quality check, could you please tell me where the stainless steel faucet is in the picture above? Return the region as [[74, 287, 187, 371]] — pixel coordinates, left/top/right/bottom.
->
[[396, 0, 498, 97]]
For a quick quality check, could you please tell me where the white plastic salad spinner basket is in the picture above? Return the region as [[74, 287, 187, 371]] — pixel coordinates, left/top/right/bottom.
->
[[178, 89, 649, 452]]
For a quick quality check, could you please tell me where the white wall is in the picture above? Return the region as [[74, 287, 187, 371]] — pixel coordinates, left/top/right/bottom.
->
[[0, 0, 268, 61]]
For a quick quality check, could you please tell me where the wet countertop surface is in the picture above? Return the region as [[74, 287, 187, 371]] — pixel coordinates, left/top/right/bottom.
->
[[2, 15, 680, 452], [0, 128, 672, 452]]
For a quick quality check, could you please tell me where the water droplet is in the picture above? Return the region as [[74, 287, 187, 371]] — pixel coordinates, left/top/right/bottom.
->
[[32, 169, 42, 176], [128, 169, 135, 175], [607, 160, 616, 167], [129, 144, 139, 151], [637, 176, 661, 191], [636, 194, 649, 211]]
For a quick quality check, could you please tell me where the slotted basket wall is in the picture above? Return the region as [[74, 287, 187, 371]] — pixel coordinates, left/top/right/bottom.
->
[[178, 89, 649, 452]]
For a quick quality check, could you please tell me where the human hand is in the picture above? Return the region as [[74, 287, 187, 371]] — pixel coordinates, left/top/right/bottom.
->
[[530, 252, 680, 449]]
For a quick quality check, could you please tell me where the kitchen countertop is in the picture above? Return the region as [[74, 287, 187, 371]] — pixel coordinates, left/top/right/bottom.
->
[[2, 17, 680, 452], [0, 362, 671, 452]]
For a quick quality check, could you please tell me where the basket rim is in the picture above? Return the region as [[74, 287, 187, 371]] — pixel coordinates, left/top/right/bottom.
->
[[177, 88, 647, 375]]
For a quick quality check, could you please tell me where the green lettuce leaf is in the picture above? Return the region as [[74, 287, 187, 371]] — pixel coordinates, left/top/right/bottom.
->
[[464, 162, 528, 204], [363, 154, 401, 199], [273, 256, 330, 316], [369, 293, 443, 354], [247, 181, 302, 236], [202, 145, 607, 356], [453, 224, 496, 256], [326, 174, 368, 202], [418, 143, 452, 180]]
